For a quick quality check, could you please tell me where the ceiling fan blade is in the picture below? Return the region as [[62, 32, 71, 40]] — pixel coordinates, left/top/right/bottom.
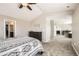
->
[[28, 3, 36, 5], [27, 5, 32, 10], [19, 4, 23, 8]]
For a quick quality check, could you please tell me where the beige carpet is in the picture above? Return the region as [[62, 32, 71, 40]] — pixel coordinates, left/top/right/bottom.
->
[[42, 35, 77, 56]]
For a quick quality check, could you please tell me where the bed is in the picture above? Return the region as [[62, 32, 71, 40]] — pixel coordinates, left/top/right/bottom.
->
[[0, 37, 44, 56]]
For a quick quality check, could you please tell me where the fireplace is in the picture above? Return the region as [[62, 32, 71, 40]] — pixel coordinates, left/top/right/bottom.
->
[[29, 31, 42, 41]]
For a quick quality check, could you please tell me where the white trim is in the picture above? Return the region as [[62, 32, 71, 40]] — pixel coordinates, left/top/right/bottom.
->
[[71, 43, 79, 56], [4, 18, 6, 40], [4, 17, 16, 39], [14, 21, 16, 38]]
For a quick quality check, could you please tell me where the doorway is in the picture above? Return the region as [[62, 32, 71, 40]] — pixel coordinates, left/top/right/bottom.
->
[[5, 20, 15, 38]]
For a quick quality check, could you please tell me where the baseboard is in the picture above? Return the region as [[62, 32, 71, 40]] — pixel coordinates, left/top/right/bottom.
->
[[72, 43, 79, 56]]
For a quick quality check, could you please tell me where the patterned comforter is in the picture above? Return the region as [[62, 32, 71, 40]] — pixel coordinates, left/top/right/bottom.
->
[[0, 37, 44, 56]]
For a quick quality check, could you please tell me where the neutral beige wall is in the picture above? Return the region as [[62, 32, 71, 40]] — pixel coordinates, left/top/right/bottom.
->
[[55, 24, 72, 30], [30, 14, 51, 42], [6, 17, 31, 38], [0, 15, 31, 41], [0, 14, 51, 42], [72, 5, 79, 55], [0, 16, 4, 40], [15, 19, 31, 38], [45, 19, 51, 42], [30, 14, 46, 42], [50, 20, 54, 39]]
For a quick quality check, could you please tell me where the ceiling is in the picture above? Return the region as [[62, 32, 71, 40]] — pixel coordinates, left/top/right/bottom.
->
[[37, 3, 78, 13], [0, 3, 78, 22], [0, 3, 42, 21]]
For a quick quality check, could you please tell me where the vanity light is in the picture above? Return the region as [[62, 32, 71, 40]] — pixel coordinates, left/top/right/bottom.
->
[[9, 20, 14, 25], [10, 21, 14, 25]]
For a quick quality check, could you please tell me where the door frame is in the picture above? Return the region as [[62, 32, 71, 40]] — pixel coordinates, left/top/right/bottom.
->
[[4, 19, 16, 39]]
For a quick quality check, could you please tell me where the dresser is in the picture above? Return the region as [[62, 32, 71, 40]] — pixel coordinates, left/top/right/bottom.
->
[[29, 31, 42, 41]]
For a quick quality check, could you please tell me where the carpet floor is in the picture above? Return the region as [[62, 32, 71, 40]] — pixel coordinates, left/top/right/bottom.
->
[[42, 35, 77, 56]]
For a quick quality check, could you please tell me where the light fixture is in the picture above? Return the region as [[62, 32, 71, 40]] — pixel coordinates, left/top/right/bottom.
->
[[10, 21, 14, 25], [9, 20, 14, 25]]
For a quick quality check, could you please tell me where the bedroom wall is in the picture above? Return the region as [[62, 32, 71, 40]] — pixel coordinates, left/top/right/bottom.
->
[[0, 15, 31, 41], [45, 18, 51, 42], [72, 5, 79, 55], [30, 14, 46, 42], [60, 24, 72, 31], [6, 17, 31, 39], [0, 16, 4, 41], [15, 19, 31, 38], [50, 20, 54, 39], [0, 13, 52, 42], [30, 14, 51, 42]]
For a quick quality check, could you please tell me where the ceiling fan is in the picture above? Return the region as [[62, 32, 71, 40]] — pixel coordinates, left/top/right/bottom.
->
[[19, 3, 36, 11]]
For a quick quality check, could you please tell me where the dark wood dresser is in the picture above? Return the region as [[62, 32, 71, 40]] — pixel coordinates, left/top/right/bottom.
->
[[29, 31, 42, 41]]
